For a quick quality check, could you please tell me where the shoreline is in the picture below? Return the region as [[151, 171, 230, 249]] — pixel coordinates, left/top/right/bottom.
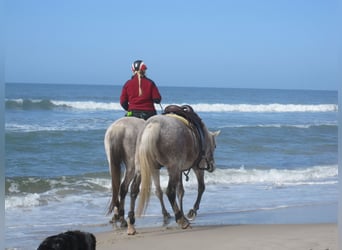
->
[[94, 203, 338, 250], [7, 202, 338, 249], [95, 223, 338, 250]]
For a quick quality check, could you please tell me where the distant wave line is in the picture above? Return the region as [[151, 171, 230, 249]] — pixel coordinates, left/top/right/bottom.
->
[[5, 122, 337, 133], [218, 123, 338, 129], [190, 103, 338, 113], [5, 99, 338, 112]]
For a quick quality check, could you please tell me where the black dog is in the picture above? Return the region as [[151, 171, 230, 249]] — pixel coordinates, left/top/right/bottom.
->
[[37, 230, 96, 250]]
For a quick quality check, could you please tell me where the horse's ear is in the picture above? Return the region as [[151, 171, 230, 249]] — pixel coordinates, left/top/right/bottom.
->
[[211, 130, 220, 137]]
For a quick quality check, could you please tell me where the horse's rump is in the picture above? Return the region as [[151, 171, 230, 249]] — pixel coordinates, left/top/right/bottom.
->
[[104, 117, 145, 215], [136, 115, 199, 216]]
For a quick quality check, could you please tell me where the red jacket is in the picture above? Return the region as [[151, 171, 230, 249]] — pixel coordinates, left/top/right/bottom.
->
[[120, 75, 162, 111]]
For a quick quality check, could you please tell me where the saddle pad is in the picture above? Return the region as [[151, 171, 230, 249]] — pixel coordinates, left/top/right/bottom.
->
[[165, 113, 190, 127]]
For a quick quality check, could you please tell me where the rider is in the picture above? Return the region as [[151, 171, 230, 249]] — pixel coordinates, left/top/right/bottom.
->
[[120, 60, 162, 120]]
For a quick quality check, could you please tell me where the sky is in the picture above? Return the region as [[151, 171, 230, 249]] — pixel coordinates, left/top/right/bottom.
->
[[4, 0, 341, 90]]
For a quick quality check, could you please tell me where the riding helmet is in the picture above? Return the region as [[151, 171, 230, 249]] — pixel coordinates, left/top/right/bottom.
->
[[132, 60, 147, 72]]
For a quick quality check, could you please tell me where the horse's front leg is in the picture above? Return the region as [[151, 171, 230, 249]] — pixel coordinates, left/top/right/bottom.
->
[[166, 172, 190, 229], [127, 172, 141, 235], [152, 169, 171, 224], [187, 168, 205, 220]]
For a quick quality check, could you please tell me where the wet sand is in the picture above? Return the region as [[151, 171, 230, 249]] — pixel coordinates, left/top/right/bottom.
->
[[95, 223, 338, 250]]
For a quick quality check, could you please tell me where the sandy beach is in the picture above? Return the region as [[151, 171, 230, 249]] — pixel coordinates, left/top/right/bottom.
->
[[95, 223, 338, 250]]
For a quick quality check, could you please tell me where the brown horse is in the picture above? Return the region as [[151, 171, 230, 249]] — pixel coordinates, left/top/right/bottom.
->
[[127, 113, 219, 234]]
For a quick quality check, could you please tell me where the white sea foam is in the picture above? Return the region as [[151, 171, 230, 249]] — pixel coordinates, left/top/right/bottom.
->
[[5, 120, 107, 132], [218, 122, 337, 129], [6, 98, 338, 112], [5, 165, 337, 209], [50, 101, 338, 112], [193, 103, 338, 112], [5, 193, 42, 209], [53, 100, 122, 110], [6, 121, 336, 133], [5, 123, 62, 132], [168, 165, 338, 188], [5, 177, 112, 209], [203, 165, 338, 186]]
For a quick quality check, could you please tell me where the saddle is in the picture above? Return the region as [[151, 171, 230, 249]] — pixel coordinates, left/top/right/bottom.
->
[[163, 105, 205, 167]]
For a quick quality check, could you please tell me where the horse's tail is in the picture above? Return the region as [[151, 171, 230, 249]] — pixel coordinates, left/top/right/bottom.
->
[[104, 124, 124, 215], [136, 122, 160, 216]]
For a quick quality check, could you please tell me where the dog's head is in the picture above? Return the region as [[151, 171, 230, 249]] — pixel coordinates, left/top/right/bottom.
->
[[37, 230, 96, 250]]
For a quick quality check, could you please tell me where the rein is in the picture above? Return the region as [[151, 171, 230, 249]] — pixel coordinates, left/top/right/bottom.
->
[[183, 158, 212, 181]]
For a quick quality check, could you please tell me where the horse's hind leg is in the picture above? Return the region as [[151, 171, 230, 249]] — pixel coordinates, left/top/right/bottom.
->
[[152, 169, 171, 224], [166, 172, 190, 229], [126, 172, 141, 235], [117, 163, 135, 228], [187, 168, 205, 220], [176, 174, 189, 228], [108, 163, 121, 224]]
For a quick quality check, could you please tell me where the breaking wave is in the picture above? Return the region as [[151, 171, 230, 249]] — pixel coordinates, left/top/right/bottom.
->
[[5, 165, 337, 209], [5, 99, 338, 112]]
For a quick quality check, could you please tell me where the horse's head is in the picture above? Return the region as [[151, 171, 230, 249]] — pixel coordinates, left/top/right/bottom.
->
[[200, 130, 220, 172]]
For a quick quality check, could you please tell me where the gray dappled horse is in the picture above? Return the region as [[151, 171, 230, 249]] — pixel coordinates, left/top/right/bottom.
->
[[127, 113, 219, 235], [104, 117, 170, 228]]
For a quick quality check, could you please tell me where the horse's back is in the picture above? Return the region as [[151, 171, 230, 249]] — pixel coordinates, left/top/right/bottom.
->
[[144, 115, 191, 144], [139, 115, 198, 167], [107, 117, 144, 133], [104, 117, 145, 167], [146, 114, 188, 132], [105, 117, 144, 144]]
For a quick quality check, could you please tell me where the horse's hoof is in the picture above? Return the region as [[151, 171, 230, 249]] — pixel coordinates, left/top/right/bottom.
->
[[120, 219, 128, 228], [187, 209, 197, 220], [109, 214, 119, 224], [165, 212, 172, 219], [177, 217, 191, 229], [127, 225, 136, 235], [163, 212, 172, 224], [181, 221, 191, 229], [163, 217, 171, 226], [127, 217, 136, 235]]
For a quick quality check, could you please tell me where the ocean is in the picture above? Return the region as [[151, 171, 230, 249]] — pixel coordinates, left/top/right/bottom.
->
[[5, 83, 338, 249]]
